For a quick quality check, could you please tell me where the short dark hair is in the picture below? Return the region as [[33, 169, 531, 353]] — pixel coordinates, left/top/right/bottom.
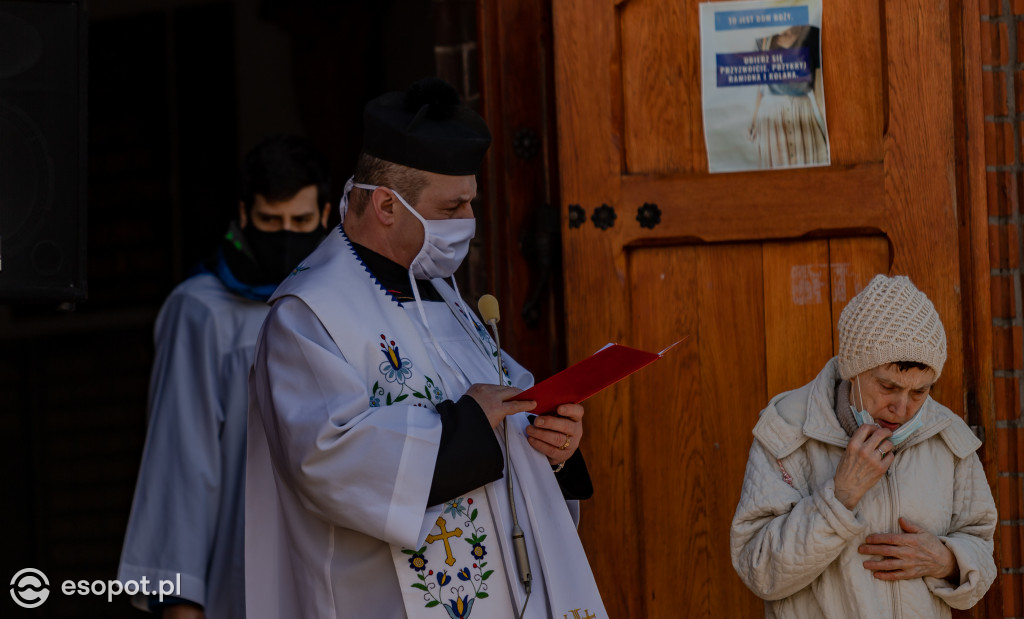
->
[[240, 135, 331, 213], [888, 361, 931, 373], [348, 151, 429, 217]]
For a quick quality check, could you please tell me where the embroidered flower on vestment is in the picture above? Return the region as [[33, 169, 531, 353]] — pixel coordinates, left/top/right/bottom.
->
[[436, 570, 451, 586], [470, 543, 486, 561], [474, 321, 490, 342], [408, 552, 428, 572], [446, 595, 474, 618], [456, 567, 472, 581], [379, 335, 413, 384], [444, 498, 464, 517], [369, 396, 380, 407]]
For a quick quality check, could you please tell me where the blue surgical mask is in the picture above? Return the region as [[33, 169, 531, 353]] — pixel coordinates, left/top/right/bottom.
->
[[850, 377, 924, 445]]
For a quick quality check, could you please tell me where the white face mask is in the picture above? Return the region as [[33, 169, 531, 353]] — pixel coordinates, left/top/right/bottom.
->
[[849, 376, 924, 445], [346, 179, 475, 279]]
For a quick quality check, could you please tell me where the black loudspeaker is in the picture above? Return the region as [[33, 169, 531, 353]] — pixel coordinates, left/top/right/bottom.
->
[[0, 0, 86, 302]]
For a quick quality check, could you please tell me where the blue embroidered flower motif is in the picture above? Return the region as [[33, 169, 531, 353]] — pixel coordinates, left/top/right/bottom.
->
[[444, 498, 464, 517], [369, 396, 380, 407], [436, 570, 451, 586], [379, 335, 412, 384], [445, 595, 474, 618], [408, 552, 427, 572], [470, 542, 486, 561], [456, 567, 472, 581], [432, 386, 443, 401]]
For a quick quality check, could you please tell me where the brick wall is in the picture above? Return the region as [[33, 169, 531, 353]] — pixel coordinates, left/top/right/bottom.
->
[[982, 1, 1024, 616]]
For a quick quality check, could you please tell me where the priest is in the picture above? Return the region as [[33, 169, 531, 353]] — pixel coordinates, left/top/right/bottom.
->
[[245, 77, 607, 619], [119, 135, 332, 618]]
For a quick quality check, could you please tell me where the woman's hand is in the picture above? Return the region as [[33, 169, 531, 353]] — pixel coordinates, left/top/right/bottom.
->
[[859, 517, 959, 582], [833, 424, 894, 510]]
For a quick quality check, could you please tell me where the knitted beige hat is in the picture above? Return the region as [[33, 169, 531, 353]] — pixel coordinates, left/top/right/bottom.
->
[[837, 274, 947, 380]]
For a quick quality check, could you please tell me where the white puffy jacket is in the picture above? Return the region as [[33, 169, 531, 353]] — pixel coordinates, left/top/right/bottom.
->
[[731, 358, 997, 618]]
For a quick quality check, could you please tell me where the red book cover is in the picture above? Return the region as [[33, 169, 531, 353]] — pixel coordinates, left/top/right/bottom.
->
[[519, 340, 682, 415]]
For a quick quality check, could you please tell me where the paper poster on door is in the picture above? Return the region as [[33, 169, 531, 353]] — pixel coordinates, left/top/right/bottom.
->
[[699, 0, 829, 173]]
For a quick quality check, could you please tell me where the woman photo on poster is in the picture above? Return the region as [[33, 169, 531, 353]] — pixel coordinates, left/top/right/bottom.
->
[[747, 25, 828, 168]]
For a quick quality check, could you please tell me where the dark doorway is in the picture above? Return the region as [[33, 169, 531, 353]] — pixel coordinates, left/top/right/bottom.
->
[[0, 1, 477, 616]]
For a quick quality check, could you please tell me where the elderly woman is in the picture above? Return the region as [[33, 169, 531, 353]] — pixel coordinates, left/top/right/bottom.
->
[[731, 274, 997, 617]]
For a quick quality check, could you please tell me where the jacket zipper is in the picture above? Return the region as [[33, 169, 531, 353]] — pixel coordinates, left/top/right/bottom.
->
[[885, 461, 899, 618]]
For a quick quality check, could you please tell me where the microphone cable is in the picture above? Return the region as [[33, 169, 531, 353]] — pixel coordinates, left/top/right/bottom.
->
[[479, 295, 532, 619]]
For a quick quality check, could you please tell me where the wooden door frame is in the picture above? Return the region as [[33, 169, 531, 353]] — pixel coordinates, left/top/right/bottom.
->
[[477, 0, 566, 380]]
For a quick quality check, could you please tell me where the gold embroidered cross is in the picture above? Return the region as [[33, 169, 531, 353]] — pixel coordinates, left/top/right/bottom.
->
[[564, 610, 598, 619], [425, 516, 463, 566]]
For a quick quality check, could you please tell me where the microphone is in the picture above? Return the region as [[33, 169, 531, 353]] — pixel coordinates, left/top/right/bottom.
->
[[477, 294, 505, 383], [478, 294, 500, 326]]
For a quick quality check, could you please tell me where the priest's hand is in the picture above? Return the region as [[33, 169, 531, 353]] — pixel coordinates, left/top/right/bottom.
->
[[465, 384, 536, 429], [833, 423, 894, 510], [859, 517, 960, 582], [525, 403, 584, 466]]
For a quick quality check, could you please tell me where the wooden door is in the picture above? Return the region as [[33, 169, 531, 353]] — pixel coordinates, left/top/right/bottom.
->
[[552, 0, 966, 617]]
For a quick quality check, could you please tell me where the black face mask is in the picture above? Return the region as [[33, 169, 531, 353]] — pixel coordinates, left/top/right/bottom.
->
[[243, 224, 326, 283]]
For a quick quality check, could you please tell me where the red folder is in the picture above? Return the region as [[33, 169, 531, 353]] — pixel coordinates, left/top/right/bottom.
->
[[518, 339, 683, 415]]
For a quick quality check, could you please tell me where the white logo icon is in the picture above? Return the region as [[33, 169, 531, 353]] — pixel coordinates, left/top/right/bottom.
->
[[10, 568, 50, 608]]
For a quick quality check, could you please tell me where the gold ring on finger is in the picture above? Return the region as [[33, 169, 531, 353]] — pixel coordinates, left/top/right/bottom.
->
[[560, 435, 571, 450]]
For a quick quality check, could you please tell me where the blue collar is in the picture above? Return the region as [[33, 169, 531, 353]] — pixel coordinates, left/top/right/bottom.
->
[[196, 248, 277, 302]]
